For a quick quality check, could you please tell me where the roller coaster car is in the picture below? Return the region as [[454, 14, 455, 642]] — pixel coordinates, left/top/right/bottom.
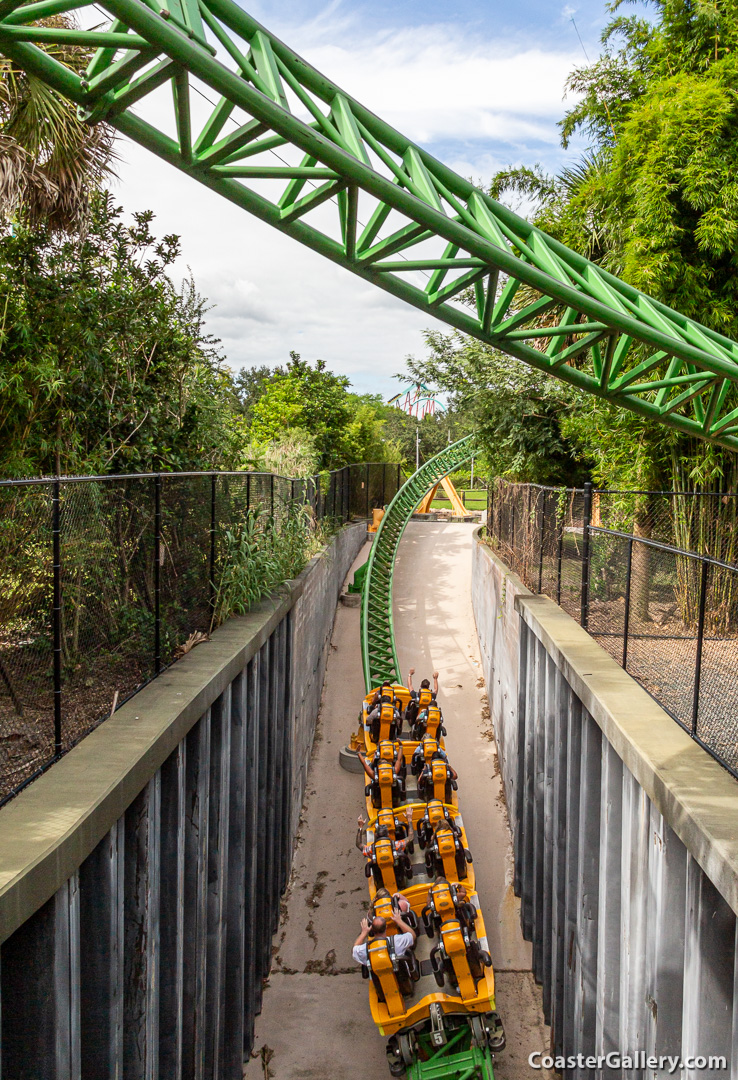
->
[[367, 759, 404, 810], [365, 835, 414, 893], [418, 759, 457, 804], [424, 825, 472, 883], [421, 881, 478, 940], [411, 704, 445, 742], [416, 800, 459, 848]]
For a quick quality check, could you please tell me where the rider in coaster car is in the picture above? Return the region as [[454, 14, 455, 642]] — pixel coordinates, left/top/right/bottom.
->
[[359, 816, 416, 891], [351, 907, 417, 967], [417, 751, 458, 802], [369, 682, 394, 711], [424, 819, 472, 881], [356, 807, 414, 857], [410, 735, 447, 776], [421, 877, 477, 938], [370, 888, 417, 931], [358, 739, 406, 781], [404, 668, 439, 727], [367, 694, 402, 742], [372, 807, 411, 843], [416, 799, 461, 848], [411, 701, 445, 741]]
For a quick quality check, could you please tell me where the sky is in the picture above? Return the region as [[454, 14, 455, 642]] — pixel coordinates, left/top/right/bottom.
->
[[112, 0, 642, 398]]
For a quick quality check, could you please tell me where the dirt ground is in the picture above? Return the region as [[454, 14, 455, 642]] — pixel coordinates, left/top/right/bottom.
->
[[244, 522, 552, 1080]]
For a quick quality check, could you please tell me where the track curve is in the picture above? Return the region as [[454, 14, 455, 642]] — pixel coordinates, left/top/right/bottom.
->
[[360, 434, 476, 690]]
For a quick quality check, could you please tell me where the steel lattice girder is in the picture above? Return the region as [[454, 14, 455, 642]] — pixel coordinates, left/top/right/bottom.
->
[[361, 435, 475, 690], [4, 1, 738, 448]]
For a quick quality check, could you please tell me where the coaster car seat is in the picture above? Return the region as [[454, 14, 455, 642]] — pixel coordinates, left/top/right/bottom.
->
[[418, 759, 457, 804], [375, 807, 410, 843], [429, 919, 492, 999], [374, 740, 406, 789], [410, 737, 439, 777], [371, 702, 399, 743], [421, 880, 478, 939], [364, 836, 413, 893], [424, 824, 472, 882], [362, 937, 420, 1011], [412, 703, 445, 741], [366, 759, 403, 809], [417, 800, 457, 849], [405, 686, 434, 727], [371, 892, 419, 934]]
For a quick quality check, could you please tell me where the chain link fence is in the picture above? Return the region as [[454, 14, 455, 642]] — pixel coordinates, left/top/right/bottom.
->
[[487, 479, 738, 780], [0, 463, 402, 804]]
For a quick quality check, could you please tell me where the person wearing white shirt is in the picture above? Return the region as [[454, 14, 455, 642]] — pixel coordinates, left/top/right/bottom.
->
[[351, 910, 416, 966]]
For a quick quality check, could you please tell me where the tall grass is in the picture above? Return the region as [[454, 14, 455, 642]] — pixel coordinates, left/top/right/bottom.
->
[[211, 505, 334, 628]]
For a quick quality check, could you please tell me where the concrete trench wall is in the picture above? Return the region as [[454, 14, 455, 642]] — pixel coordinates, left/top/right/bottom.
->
[[472, 529, 738, 1079], [0, 522, 365, 1080]]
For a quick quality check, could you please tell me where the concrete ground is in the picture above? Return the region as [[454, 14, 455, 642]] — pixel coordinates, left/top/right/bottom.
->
[[244, 522, 552, 1080]]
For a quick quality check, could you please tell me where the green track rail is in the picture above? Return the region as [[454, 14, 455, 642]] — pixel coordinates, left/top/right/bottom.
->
[[409, 1045, 494, 1080], [360, 435, 475, 691]]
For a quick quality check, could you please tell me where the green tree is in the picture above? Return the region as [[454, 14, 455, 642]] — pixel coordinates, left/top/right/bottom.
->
[[411, 1, 738, 493], [405, 332, 588, 484], [233, 364, 281, 423], [0, 16, 115, 231], [0, 194, 239, 476]]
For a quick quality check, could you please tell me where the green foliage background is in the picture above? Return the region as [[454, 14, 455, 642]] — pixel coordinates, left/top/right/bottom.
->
[[406, 0, 738, 495]]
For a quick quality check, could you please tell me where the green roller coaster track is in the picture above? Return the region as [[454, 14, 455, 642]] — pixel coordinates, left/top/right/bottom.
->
[[361, 435, 475, 691], [3, 0, 738, 452]]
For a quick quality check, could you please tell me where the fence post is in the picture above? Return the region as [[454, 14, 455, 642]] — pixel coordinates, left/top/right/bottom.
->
[[397, 463, 401, 496], [526, 486, 532, 582], [381, 465, 386, 508], [580, 481, 593, 628], [270, 473, 275, 521], [487, 483, 493, 536], [692, 558, 709, 735], [366, 463, 371, 519], [556, 498, 564, 606], [246, 470, 251, 517], [209, 473, 217, 614], [52, 478, 62, 757], [622, 537, 633, 669], [537, 491, 546, 593], [154, 474, 162, 675]]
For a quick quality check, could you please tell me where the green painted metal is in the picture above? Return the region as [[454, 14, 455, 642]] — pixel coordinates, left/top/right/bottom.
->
[[3, 0, 738, 448], [360, 435, 475, 691], [407, 1029, 495, 1080]]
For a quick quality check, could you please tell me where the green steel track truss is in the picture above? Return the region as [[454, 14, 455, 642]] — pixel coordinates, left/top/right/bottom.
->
[[360, 435, 475, 691], [4, 0, 738, 448]]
